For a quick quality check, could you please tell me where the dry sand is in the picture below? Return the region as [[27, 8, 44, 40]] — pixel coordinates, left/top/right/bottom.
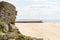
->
[[15, 23, 60, 40]]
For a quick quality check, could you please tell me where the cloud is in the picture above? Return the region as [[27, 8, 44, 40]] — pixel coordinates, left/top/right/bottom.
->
[[25, 0, 56, 2], [16, 0, 60, 20], [16, 4, 60, 20], [25, 0, 58, 6], [25, 0, 46, 2], [25, 0, 57, 3]]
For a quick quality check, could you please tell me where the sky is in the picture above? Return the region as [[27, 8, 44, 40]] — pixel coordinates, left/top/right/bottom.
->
[[0, 0, 60, 22]]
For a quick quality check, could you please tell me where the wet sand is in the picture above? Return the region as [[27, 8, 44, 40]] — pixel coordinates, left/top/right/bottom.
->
[[15, 23, 60, 40]]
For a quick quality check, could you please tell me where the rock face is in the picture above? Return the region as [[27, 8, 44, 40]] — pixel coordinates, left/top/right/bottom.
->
[[0, 1, 43, 40], [0, 1, 17, 24]]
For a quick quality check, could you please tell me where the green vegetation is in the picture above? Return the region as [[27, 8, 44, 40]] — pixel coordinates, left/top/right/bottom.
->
[[0, 32, 3, 40], [10, 20, 15, 24], [9, 26, 13, 32], [2, 29, 7, 33], [15, 11, 17, 15], [16, 34, 32, 40], [26, 36, 32, 40], [17, 34, 31, 40], [16, 34, 27, 40], [9, 29, 13, 32], [0, 22, 5, 27], [0, 22, 7, 33], [11, 34, 32, 40]]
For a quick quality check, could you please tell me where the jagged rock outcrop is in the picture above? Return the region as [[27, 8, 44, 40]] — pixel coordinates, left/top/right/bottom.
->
[[0, 1, 17, 24], [0, 1, 43, 40]]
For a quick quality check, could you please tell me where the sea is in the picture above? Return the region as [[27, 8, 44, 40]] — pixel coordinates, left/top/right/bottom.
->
[[16, 19, 60, 26]]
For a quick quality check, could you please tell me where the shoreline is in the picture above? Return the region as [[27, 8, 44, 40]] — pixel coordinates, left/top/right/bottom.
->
[[15, 21, 43, 23]]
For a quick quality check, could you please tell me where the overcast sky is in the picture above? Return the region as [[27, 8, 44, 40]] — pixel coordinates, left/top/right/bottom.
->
[[0, 0, 60, 21]]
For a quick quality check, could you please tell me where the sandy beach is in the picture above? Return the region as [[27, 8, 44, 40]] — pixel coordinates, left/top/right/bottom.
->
[[15, 23, 60, 40]]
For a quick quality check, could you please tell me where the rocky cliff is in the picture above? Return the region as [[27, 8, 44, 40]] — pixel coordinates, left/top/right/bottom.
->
[[0, 1, 43, 40], [0, 1, 17, 24]]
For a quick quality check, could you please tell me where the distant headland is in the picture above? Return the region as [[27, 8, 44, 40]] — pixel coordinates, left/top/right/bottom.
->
[[16, 21, 43, 23]]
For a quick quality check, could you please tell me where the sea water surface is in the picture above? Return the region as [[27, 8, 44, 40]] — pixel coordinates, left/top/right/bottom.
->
[[16, 19, 60, 26]]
